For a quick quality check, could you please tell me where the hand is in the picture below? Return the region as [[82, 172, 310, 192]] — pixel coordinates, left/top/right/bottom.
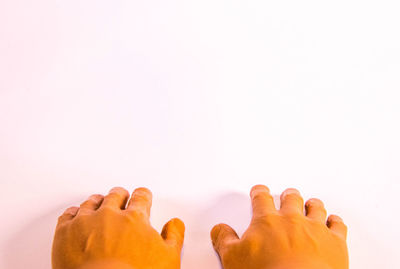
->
[[210, 185, 349, 269], [52, 187, 185, 269]]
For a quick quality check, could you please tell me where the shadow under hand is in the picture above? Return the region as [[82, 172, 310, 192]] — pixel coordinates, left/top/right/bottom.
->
[[183, 192, 251, 269], [149, 192, 252, 269], [179, 191, 281, 269], [4, 192, 280, 269]]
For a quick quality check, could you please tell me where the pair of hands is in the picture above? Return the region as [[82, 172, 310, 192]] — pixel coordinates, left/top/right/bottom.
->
[[52, 185, 348, 269]]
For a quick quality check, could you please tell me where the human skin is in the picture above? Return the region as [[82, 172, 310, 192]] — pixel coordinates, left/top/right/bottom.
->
[[210, 185, 349, 269], [51, 187, 185, 269]]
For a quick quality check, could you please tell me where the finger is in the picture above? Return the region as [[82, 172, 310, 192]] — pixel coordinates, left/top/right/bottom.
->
[[305, 198, 327, 222], [101, 187, 130, 209], [250, 185, 276, 219], [327, 214, 347, 240], [161, 218, 185, 252], [126, 187, 152, 219], [78, 194, 104, 214], [280, 188, 304, 215], [57, 206, 79, 225], [210, 223, 239, 256]]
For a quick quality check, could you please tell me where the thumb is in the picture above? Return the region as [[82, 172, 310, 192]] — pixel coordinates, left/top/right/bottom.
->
[[161, 218, 185, 251], [210, 223, 239, 255]]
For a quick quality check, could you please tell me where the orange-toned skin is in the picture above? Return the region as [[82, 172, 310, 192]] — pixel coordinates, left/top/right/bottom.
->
[[52, 185, 348, 269], [51, 187, 185, 269], [210, 185, 349, 269]]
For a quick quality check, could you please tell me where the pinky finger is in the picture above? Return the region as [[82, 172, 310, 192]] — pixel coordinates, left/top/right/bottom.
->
[[57, 206, 79, 225], [327, 214, 347, 240]]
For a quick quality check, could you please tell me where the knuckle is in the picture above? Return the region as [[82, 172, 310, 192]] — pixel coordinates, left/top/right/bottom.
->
[[129, 209, 147, 219], [98, 205, 120, 214], [252, 211, 280, 225], [89, 194, 104, 201], [55, 221, 69, 231], [282, 211, 303, 221], [251, 193, 264, 203], [106, 192, 123, 200], [64, 206, 78, 214], [282, 194, 304, 206], [77, 207, 92, 215]]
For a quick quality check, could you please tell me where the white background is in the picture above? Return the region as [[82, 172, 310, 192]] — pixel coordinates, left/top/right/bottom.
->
[[1, 0, 399, 268]]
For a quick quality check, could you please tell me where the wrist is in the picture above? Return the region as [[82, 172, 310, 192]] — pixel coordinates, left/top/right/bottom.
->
[[78, 259, 134, 269]]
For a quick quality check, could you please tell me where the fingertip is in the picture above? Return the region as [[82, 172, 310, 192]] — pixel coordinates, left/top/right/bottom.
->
[[305, 198, 324, 208], [210, 223, 238, 252], [91, 194, 104, 200], [64, 206, 79, 216], [133, 187, 153, 198], [327, 214, 347, 240], [109, 186, 130, 197], [210, 223, 223, 245], [281, 188, 301, 199], [250, 184, 270, 198], [101, 187, 130, 209], [161, 217, 186, 250], [327, 214, 345, 226], [250, 185, 276, 217], [127, 187, 153, 217], [57, 206, 79, 225], [170, 217, 185, 235]]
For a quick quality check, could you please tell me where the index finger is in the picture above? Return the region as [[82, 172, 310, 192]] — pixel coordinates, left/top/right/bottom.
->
[[250, 185, 277, 219]]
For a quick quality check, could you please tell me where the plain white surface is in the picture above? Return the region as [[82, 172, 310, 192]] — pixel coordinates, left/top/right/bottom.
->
[[1, 0, 400, 268]]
